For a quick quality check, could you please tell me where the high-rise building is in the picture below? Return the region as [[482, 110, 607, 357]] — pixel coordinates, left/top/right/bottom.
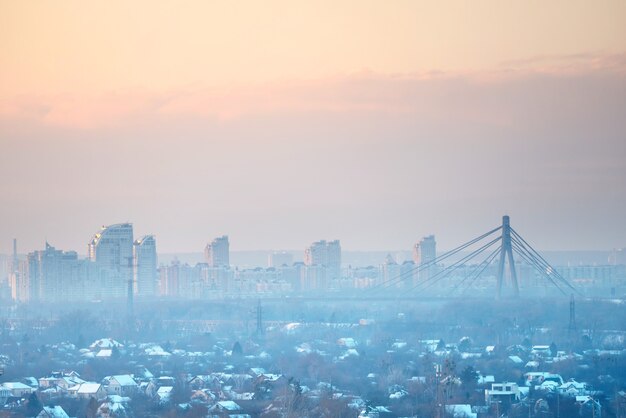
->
[[304, 239, 342, 285], [133, 235, 157, 297], [88, 223, 134, 298], [204, 235, 230, 267], [304, 240, 325, 266], [412, 243, 421, 264], [326, 240, 341, 280], [9, 258, 28, 303], [27, 243, 85, 301], [415, 235, 436, 280], [381, 254, 400, 287], [418, 235, 436, 263], [609, 248, 626, 266], [7, 239, 28, 301], [268, 251, 293, 268]]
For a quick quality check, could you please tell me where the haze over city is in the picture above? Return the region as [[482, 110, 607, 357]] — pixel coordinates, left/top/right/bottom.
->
[[1, 2, 626, 418]]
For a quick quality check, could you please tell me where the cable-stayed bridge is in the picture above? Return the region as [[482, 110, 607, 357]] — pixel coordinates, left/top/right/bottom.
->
[[365, 215, 579, 299]]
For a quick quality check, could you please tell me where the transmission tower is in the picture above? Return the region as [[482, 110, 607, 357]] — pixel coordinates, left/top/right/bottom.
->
[[496, 215, 520, 299], [568, 294, 577, 335]]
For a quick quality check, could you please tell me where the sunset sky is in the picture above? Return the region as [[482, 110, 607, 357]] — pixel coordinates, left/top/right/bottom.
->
[[1, 1, 625, 254]]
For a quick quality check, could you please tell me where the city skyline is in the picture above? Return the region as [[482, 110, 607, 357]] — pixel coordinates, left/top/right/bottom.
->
[[4, 219, 623, 303], [1, 1, 625, 253], [0, 3, 624, 417], [1, 215, 626, 256]]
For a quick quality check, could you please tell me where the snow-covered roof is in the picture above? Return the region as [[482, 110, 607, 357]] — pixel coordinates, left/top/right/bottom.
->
[[2, 382, 32, 390], [249, 367, 266, 376], [89, 338, 123, 350], [391, 341, 407, 349], [478, 375, 495, 384], [157, 386, 173, 395], [98, 401, 126, 414], [111, 375, 137, 387], [40, 406, 70, 418], [445, 404, 477, 418], [560, 380, 586, 389], [337, 337, 357, 348], [108, 394, 131, 403], [77, 383, 101, 394], [96, 349, 112, 357], [144, 345, 171, 356], [216, 400, 242, 411]]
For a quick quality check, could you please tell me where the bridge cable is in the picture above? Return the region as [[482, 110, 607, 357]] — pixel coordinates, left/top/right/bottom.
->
[[366, 225, 502, 292]]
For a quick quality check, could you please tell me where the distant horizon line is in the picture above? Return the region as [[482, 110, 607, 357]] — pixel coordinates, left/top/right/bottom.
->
[[1, 248, 621, 256]]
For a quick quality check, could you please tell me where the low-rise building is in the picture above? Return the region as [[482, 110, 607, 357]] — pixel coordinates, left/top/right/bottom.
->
[[1, 382, 33, 397], [106, 375, 138, 396], [485, 382, 521, 405]]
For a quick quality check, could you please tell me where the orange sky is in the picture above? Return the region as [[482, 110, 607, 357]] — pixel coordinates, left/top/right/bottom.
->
[[2, 0, 625, 96], [1, 1, 625, 253]]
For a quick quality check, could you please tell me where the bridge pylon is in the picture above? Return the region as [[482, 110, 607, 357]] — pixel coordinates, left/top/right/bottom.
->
[[496, 215, 519, 299]]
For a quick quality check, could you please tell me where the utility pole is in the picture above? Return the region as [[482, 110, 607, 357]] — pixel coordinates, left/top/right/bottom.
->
[[434, 364, 442, 418], [256, 299, 263, 336]]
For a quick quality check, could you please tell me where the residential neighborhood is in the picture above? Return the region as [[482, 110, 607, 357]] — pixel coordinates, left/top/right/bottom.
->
[[0, 298, 624, 417]]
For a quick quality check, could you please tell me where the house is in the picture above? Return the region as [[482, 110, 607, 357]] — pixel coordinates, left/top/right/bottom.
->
[[538, 380, 560, 393], [525, 361, 540, 369], [97, 400, 128, 417], [38, 371, 85, 391], [191, 389, 217, 404], [56, 375, 86, 390], [106, 375, 138, 396], [559, 379, 587, 396], [188, 375, 210, 389], [38, 377, 57, 389], [22, 377, 39, 389], [0, 387, 10, 406], [477, 374, 495, 385], [38, 387, 62, 402], [36, 406, 70, 418], [358, 405, 393, 418], [524, 372, 564, 387], [576, 396, 601, 416], [210, 400, 243, 415], [337, 337, 357, 348], [1, 382, 34, 397], [96, 349, 112, 358], [249, 368, 266, 377], [531, 345, 551, 358], [156, 386, 173, 404], [89, 338, 123, 350], [71, 382, 107, 400], [445, 404, 477, 418], [144, 381, 160, 398], [485, 382, 521, 405]]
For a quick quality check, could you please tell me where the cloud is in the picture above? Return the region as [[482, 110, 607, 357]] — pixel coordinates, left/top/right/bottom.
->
[[497, 51, 626, 74], [1, 52, 624, 131], [1, 53, 625, 252]]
